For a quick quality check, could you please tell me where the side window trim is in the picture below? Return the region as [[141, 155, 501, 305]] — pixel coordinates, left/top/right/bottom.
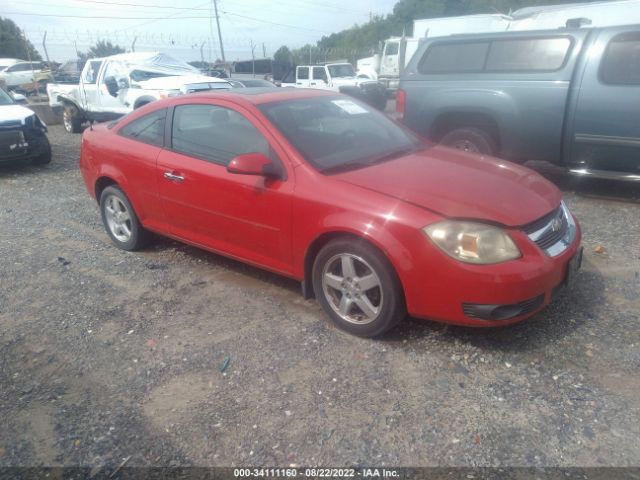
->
[[117, 108, 167, 147]]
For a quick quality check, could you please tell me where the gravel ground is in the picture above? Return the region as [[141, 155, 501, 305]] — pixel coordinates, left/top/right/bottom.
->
[[0, 125, 639, 470]]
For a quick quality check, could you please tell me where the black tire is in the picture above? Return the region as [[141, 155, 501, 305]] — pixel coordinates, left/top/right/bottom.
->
[[440, 127, 497, 156], [63, 104, 83, 134], [32, 136, 52, 165], [312, 238, 406, 338], [134, 101, 149, 110], [99, 185, 150, 251]]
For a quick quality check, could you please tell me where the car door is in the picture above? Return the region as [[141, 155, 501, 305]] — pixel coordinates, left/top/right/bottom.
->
[[311, 66, 329, 89], [296, 66, 311, 87], [156, 101, 294, 275], [570, 27, 640, 174], [96, 61, 130, 116], [80, 60, 103, 112]]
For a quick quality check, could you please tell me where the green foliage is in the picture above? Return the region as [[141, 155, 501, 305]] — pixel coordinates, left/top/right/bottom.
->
[[78, 40, 125, 61], [0, 17, 42, 61]]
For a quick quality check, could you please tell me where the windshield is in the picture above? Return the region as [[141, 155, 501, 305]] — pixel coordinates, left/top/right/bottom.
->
[[0, 89, 14, 105], [327, 64, 356, 78], [259, 96, 423, 173]]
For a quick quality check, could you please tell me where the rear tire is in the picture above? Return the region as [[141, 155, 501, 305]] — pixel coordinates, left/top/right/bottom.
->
[[440, 127, 497, 156], [312, 238, 406, 337], [63, 104, 83, 133], [99, 186, 150, 251]]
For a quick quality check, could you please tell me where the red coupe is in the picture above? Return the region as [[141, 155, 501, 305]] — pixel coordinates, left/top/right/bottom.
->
[[80, 88, 582, 337]]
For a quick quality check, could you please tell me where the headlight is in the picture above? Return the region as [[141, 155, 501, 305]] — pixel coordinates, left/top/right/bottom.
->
[[423, 221, 521, 264]]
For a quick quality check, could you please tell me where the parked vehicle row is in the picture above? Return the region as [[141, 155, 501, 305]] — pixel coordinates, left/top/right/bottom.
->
[[79, 89, 582, 337], [398, 24, 640, 180], [281, 63, 387, 110], [47, 52, 232, 133]]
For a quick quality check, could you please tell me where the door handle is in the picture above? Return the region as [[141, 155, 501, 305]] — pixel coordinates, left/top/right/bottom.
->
[[296, 82, 302, 85], [164, 171, 184, 182], [310, 82, 316, 85]]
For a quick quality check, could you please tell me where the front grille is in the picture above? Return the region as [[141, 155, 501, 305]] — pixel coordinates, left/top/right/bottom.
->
[[0, 129, 26, 157], [462, 294, 545, 320], [523, 205, 570, 255]]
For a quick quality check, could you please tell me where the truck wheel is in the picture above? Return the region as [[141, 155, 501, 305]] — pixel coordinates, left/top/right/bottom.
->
[[440, 127, 497, 156], [63, 105, 83, 134]]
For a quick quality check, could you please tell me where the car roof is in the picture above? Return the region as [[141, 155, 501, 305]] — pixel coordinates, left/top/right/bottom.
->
[[175, 87, 336, 106]]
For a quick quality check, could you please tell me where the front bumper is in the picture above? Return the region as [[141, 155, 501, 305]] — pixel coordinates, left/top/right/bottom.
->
[[0, 124, 49, 165], [404, 216, 582, 327]]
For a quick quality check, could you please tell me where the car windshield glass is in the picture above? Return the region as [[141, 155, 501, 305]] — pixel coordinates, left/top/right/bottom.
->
[[327, 64, 355, 77], [259, 96, 424, 173], [0, 89, 14, 105]]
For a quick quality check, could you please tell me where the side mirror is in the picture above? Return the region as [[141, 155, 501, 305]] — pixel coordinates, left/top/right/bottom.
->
[[117, 77, 130, 89], [104, 76, 119, 97], [227, 152, 281, 178]]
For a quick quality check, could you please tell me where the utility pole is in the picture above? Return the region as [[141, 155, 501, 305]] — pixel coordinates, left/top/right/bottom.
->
[[213, 0, 226, 64], [131, 36, 137, 52], [200, 41, 206, 64], [42, 31, 51, 66], [250, 40, 256, 77], [262, 42, 266, 58]]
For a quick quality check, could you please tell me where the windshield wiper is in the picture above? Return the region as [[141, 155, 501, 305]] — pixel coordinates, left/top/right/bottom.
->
[[321, 145, 421, 174]]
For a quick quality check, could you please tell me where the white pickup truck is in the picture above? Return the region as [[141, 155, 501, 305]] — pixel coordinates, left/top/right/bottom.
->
[[280, 63, 386, 110], [47, 52, 231, 133]]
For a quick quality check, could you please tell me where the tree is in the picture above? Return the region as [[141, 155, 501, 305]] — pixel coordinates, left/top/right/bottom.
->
[[273, 46, 293, 65], [78, 40, 125, 61], [0, 17, 42, 61]]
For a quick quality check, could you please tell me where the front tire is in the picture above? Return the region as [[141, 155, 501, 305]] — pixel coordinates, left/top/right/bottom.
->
[[312, 239, 406, 337], [440, 127, 497, 156], [63, 104, 83, 133], [32, 136, 52, 165], [99, 186, 150, 251]]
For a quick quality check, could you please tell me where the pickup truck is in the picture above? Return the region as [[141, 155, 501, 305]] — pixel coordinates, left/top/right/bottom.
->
[[281, 63, 386, 110], [398, 25, 640, 180], [47, 52, 231, 133]]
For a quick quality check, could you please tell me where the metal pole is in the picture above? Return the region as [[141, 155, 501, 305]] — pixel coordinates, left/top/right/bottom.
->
[[42, 31, 51, 66], [213, 0, 226, 64], [250, 40, 255, 77], [131, 36, 137, 52]]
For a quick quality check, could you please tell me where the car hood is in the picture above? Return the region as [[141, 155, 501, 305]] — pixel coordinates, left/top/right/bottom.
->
[[0, 104, 35, 123], [332, 146, 561, 227], [137, 74, 231, 90]]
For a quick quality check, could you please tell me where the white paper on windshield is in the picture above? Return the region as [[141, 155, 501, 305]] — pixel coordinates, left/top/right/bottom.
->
[[332, 99, 368, 115]]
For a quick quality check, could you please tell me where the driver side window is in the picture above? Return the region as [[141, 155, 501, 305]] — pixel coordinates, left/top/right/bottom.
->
[[102, 61, 129, 88], [171, 104, 272, 166]]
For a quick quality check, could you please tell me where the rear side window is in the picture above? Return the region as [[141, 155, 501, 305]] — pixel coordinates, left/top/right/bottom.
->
[[601, 31, 640, 85], [171, 104, 270, 166], [297, 67, 309, 80], [486, 37, 571, 72], [418, 36, 571, 74], [119, 108, 166, 147], [418, 42, 489, 73]]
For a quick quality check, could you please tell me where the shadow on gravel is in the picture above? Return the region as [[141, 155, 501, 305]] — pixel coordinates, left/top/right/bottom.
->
[[526, 161, 640, 204], [150, 236, 302, 295], [384, 259, 607, 353]]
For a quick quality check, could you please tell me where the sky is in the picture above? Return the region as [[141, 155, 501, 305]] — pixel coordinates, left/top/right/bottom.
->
[[3, 0, 398, 63]]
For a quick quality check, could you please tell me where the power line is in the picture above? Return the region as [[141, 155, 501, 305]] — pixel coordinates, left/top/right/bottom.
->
[[4, 11, 214, 19]]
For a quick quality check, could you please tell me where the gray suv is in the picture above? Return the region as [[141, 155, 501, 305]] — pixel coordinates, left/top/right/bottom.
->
[[398, 25, 640, 179]]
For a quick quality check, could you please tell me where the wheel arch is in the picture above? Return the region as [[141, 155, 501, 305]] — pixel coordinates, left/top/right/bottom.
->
[[301, 229, 409, 301], [94, 176, 118, 203], [133, 96, 156, 109], [430, 111, 501, 152]]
